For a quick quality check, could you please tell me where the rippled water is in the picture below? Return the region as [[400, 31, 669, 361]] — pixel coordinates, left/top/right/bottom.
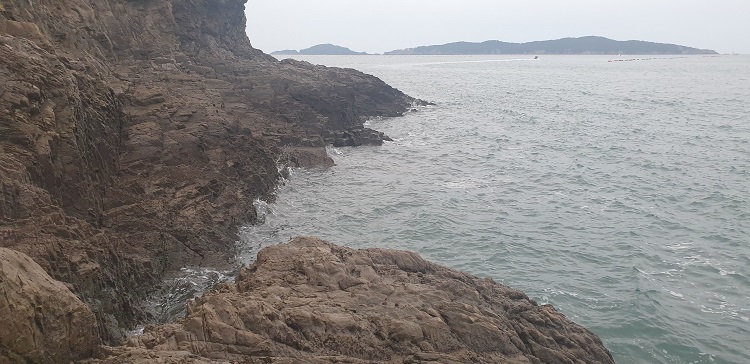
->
[[236, 55, 750, 363]]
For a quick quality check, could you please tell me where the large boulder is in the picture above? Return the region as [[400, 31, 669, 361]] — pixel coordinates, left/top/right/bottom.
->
[[0, 248, 99, 362], [103, 237, 613, 363]]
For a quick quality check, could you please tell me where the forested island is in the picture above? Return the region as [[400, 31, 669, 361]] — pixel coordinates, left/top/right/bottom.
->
[[385, 36, 717, 55], [272, 43, 369, 55], [273, 37, 716, 56]]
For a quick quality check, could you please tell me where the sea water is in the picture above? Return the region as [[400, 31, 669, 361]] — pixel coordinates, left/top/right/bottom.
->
[[238, 55, 750, 364]]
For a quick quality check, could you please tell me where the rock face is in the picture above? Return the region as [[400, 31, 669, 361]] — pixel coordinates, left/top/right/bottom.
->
[[1, 0, 411, 343], [0, 1, 615, 362], [329, 126, 394, 147], [95, 237, 614, 363], [0, 247, 99, 362]]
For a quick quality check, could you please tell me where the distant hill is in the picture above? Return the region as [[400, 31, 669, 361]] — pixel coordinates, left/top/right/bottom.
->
[[385, 36, 717, 55], [272, 44, 368, 56]]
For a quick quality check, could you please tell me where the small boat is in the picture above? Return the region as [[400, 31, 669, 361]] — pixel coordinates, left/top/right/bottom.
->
[[534, 56, 539, 60]]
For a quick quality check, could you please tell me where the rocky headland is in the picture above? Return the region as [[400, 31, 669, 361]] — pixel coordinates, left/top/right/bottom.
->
[[1, 0, 613, 362]]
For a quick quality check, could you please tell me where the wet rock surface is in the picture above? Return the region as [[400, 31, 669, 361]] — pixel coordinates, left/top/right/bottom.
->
[[93, 237, 614, 363], [329, 126, 394, 147]]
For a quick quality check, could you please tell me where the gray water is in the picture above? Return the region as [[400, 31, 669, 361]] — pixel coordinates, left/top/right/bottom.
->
[[237, 55, 750, 363]]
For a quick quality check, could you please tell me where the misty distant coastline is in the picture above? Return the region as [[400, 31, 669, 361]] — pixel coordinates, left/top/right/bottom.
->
[[386, 36, 717, 55], [273, 36, 717, 56], [272, 43, 369, 55]]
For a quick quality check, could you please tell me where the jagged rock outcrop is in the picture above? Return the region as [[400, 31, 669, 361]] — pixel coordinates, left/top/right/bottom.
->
[[1, 0, 411, 344], [0, 247, 99, 362], [92, 237, 614, 363], [1, 1, 615, 362], [329, 126, 393, 148]]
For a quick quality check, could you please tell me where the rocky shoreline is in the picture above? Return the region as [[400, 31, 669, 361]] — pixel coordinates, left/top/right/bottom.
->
[[1, 0, 410, 343], [1, 0, 613, 362], [2, 238, 614, 363]]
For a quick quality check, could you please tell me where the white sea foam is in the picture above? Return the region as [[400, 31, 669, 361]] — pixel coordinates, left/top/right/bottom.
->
[[444, 178, 483, 189], [253, 199, 272, 224], [665, 242, 694, 250], [126, 325, 144, 338], [145, 267, 233, 324]]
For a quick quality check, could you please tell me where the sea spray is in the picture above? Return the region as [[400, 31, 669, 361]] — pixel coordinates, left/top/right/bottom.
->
[[143, 267, 234, 324]]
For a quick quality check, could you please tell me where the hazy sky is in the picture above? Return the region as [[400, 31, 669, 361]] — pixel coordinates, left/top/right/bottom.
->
[[245, 0, 748, 54]]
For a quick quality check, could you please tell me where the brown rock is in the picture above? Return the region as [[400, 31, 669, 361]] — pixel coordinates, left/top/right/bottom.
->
[[1, 0, 412, 344], [102, 237, 614, 363], [1, 2, 613, 363], [0, 247, 98, 362]]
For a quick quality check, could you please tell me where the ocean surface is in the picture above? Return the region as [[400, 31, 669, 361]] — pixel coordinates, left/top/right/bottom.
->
[[172, 55, 750, 363]]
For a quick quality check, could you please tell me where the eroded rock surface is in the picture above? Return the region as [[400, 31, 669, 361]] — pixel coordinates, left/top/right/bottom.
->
[[97, 237, 614, 363], [0, 1, 614, 362], [1, 0, 411, 343], [0, 247, 98, 363]]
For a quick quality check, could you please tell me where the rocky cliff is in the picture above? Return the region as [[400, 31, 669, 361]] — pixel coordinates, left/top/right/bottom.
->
[[1, 0, 410, 346], [1, 0, 614, 362]]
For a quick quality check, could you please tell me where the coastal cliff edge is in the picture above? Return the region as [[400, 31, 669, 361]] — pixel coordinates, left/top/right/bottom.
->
[[0, 0, 613, 362]]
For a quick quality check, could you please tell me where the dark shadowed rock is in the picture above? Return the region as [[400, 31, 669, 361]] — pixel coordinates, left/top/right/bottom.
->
[[330, 127, 394, 147], [92, 237, 614, 364]]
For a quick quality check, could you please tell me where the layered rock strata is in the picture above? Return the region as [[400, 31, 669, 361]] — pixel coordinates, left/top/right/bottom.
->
[[92, 237, 615, 363], [1, 0, 411, 343], [0, 0, 615, 362]]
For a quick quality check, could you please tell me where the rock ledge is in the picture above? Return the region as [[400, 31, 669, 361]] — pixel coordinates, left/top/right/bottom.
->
[[93, 237, 614, 363]]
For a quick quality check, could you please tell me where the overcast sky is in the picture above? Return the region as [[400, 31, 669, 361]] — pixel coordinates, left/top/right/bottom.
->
[[245, 0, 748, 54]]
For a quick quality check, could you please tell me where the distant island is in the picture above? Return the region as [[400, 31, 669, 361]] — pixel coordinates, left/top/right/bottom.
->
[[385, 36, 717, 55], [272, 44, 369, 55], [271, 37, 717, 56]]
